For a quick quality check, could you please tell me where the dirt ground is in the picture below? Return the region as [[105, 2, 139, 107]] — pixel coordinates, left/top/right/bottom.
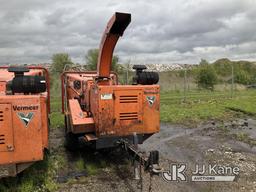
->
[[50, 118, 256, 192]]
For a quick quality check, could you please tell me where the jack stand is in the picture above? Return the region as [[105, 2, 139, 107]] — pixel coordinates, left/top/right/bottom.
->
[[133, 133, 140, 180], [118, 134, 162, 175]]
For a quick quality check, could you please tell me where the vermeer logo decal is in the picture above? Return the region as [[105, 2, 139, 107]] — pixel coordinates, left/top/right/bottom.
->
[[146, 96, 156, 107], [17, 112, 34, 127], [13, 105, 39, 111]]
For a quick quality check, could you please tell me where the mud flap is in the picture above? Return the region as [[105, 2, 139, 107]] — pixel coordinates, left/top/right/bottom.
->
[[0, 162, 33, 178], [0, 164, 16, 178]]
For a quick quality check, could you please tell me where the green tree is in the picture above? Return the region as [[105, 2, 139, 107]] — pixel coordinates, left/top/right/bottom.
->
[[196, 64, 218, 90], [85, 49, 98, 70], [85, 49, 121, 72], [235, 70, 250, 85], [51, 53, 73, 73], [213, 58, 232, 76], [199, 59, 209, 66]]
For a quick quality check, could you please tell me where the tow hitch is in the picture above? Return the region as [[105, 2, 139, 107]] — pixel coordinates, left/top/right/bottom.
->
[[118, 133, 163, 177]]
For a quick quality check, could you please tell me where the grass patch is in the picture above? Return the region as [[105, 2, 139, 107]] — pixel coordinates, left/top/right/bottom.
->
[[160, 90, 256, 125], [83, 154, 107, 176], [217, 123, 230, 136], [75, 157, 85, 171], [235, 132, 249, 141], [233, 132, 256, 146], [50, 112, 64, 129], [0, 153, 65, 192], [86, 163, 99, 175], [50, 97, 64, 129]]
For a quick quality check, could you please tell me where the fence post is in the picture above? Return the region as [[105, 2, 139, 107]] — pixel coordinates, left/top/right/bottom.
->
[[183, 64, 187, 102], [231, 63, 234, 98]]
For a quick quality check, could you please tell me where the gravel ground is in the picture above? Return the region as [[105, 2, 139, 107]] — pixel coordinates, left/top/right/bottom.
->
[[50, 118, 256, 192]]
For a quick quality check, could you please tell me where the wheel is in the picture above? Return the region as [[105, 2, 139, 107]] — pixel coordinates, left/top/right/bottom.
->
[[64, 132, 79, 151], [64, 115, 79, 151], [64, 115, 70, 134]]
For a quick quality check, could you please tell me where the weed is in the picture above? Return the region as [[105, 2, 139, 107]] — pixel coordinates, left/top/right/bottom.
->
[[50, 112, 64, 129], [86, 163, 99, 175], [233, 132, 256, 147], [0, 153, 67, 192], [75, 157, 85, 171]]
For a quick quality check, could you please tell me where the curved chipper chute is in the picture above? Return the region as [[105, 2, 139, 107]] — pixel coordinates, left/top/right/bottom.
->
[[61, 12, 161, 176], [97, 12, 131, 79]]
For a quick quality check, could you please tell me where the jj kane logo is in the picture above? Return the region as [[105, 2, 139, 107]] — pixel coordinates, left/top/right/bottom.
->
[[17, 112, 34, 127], [162, 164, 187, 182], [162, 163, 239, 182]]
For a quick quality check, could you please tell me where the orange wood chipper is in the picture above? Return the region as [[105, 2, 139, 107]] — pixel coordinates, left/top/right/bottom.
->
[[0, 66, 50, 178], [62, 12, 161, 172]]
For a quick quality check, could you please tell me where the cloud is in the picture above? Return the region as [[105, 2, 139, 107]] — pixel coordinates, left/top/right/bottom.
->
[[0, 0, 256, 64]]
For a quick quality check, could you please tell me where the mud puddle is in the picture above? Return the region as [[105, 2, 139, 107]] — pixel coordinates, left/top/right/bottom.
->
[[138, 119, 256, 192]]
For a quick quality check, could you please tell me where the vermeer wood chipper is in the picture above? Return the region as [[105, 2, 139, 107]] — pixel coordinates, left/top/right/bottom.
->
[[62, 12, 160, 172], [0, 66, 50, 178]]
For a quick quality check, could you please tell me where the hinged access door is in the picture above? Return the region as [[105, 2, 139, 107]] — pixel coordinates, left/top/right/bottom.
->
[[114, 89, 143, 126]]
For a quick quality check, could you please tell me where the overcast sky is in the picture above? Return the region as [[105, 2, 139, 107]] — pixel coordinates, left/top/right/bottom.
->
[[0, 0, 256, 64]]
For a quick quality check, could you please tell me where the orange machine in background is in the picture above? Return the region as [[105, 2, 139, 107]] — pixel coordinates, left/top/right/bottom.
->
[[0, 66, 50, 178], [62, 12, 160, 150]]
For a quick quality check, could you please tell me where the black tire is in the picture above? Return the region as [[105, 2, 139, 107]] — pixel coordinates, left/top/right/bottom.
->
[[64, 115, 70, 134], [64, 115, 79, 151], [65, 132, 80, 151]]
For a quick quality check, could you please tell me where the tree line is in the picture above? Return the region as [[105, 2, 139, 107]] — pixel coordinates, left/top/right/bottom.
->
[[51, 49, 122, 74], [50, 51, 256, 90], [194, 58, 256, 90]]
